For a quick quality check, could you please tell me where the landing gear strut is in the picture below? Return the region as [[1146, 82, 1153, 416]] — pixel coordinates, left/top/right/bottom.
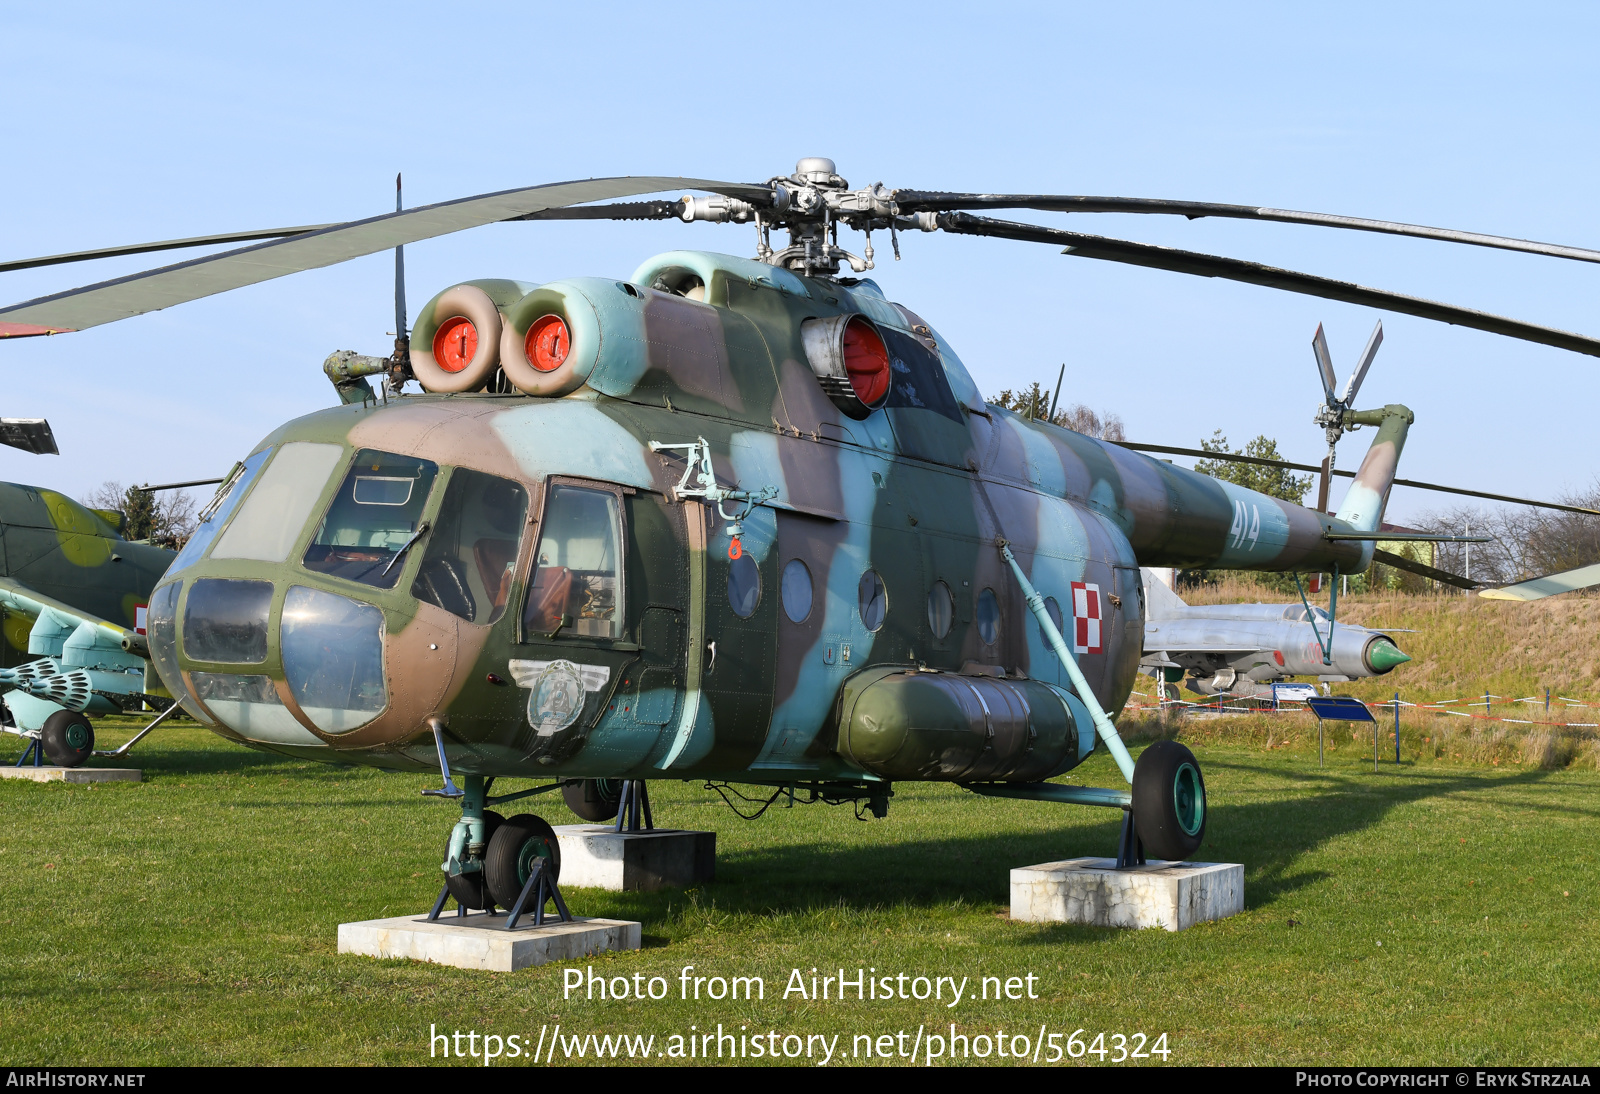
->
[[428, 772, 572, 927]]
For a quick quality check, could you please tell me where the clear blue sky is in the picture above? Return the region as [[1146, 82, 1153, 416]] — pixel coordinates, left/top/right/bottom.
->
[[3, 2, 1597, 525]]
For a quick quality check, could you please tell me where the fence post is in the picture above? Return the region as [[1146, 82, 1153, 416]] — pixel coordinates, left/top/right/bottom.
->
[[1394, 691, 1401, 763], [1485, 691, 1491, 717]]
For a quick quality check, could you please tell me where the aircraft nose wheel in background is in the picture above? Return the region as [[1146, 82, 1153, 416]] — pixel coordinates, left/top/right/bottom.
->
[[1130, 741, 1207, 861], [562, 778, 624, 822], [485, 814, 562, 910], [442, 810, 504, 910], [41, 710, 94, 768]]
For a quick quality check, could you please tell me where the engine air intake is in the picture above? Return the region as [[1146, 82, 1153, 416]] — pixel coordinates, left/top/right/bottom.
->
[[801, 314, 891, 419]]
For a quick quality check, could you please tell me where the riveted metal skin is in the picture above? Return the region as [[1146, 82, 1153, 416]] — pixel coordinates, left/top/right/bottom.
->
[[146, 250, 1411, 786]]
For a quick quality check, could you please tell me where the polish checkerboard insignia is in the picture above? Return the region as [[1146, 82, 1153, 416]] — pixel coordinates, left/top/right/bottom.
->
[[1071, 581, 1103, 655]]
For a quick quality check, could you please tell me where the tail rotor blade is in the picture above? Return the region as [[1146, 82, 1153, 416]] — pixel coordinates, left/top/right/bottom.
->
[[1340, 319, 1383, 404], [1311, 323, 1337, 404]]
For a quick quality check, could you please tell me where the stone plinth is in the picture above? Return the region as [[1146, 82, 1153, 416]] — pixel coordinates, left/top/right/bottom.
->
[[1010, 857, 1243, 931], [0, 766, 141, 783], [554, 824, 714, 892], [338, 912, 640, 972]]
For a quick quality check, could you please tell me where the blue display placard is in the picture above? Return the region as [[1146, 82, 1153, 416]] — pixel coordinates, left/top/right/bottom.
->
[[1305, 695, 1377, 723]]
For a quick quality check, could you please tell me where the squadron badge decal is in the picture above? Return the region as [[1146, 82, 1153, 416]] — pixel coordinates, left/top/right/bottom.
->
[[508, 659, 612, 736]]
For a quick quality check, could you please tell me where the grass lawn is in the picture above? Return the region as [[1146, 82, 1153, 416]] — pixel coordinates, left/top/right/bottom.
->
[[1, 713, 1595, 1067]]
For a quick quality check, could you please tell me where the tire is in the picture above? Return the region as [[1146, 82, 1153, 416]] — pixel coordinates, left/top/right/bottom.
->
[[41, 710, 94, 768], [443, 810, 504, 911], [1131, 740, 1207, 861], [484, 813, 562, 910], [562, 778, 623, 822]]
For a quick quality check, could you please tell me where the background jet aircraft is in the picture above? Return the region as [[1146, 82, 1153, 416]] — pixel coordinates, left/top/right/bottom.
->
[[1140, 569, 1411, 698]]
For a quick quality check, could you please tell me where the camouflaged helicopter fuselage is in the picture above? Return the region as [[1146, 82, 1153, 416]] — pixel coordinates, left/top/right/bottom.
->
[[0, 483, 172, 663], [149, 249, 1387, 783]]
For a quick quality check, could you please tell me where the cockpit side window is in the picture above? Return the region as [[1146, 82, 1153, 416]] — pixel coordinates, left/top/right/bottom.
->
[[302, 449, 438, 589], [524, 483, 621, 639], [411, 469, 529, 625]]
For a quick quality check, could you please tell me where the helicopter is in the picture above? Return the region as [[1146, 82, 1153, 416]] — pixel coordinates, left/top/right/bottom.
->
[[0, 470, 177, 767], [4, 157, 1598, 913]]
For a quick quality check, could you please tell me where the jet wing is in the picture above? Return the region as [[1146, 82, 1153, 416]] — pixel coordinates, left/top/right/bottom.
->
[[0, 575, 146, 656], [1478, 563, 1600, 602]]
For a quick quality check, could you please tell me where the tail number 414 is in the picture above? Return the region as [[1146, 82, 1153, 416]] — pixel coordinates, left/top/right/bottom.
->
[[1229, 501, 1261, 551]]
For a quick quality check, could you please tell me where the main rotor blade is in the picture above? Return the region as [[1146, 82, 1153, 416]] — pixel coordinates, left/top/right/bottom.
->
[[0, 225, 337, 275], [1341, 319, 1384, 405], [936, 212, 1600, 359], [1112, 440, 1600, 516], [511, 199, 688, 222], [896, 192, 1600, 265], [1371, 548, 1481, 590], [1479, 562, 1600, 601], [0, 177, 765, 334]]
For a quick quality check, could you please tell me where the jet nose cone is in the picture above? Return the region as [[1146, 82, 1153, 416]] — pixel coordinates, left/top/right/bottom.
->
[[1366, 638, 1411, 673]]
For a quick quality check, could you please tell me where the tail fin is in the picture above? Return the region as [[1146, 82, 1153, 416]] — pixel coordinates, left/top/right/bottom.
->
[[1141, 568, 1188, 619], [1335, 404, 1414, 532]]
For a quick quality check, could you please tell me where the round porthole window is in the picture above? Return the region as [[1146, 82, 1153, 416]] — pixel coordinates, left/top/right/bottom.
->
[[728, 554, 760, 618], [858, 570, 887, 632], [781, 559, 813, 623], [976, 587, 1000, 645], [927, 580, 953, 639], [1044, 595, 1064, 635]]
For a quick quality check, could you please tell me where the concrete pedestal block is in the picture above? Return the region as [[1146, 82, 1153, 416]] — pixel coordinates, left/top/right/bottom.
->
[[338, 912, 641, 972], [0, 766, 141, 783], [1010, 857, 1243, 931], [554, 825, 714, 892]]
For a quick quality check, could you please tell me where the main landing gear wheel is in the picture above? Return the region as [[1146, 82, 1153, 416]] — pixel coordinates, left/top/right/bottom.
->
[[1131, 740, 1207, 862], [443, 810, 504, 910], [485, 813, 562, 910], [562, 778, 623, 822], [41, 710, 94, 768]]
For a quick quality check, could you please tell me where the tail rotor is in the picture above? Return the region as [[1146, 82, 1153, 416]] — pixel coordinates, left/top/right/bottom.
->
[[1310, 319, 1384, 512]]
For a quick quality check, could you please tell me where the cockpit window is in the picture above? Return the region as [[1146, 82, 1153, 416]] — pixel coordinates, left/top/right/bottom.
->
[[412, 469, 529, 625], [210, 442, 345, 562], [302, 449, 438, 589], [524, 484, 620, 639], [166, 448, 272, 574]]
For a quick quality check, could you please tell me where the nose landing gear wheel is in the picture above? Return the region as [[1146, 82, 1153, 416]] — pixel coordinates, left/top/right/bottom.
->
[[1130, 740, 1207, 862], [443, 810, 504, 910], [41, 711, 94, 768], [485, 813, 562, 910]]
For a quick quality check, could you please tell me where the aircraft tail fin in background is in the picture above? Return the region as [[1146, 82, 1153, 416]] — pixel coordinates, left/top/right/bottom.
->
[[1334, 404, 1414, 533], [1141, 568, 1189, 619]]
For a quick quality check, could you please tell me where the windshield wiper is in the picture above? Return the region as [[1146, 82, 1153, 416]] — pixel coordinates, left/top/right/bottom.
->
[[381, 521, 432, 576]]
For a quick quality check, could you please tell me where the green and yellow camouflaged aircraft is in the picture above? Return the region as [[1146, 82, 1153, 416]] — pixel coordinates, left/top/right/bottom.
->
[[0, 478, 173, 765], [5, 159, 1598, 909]]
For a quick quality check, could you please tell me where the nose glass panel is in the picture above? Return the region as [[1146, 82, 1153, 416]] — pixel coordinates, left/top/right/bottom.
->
[[182, 579, 273, 663], [189, 672, 324, 748], [281, 585, 387, 733], [145, 581, 214, 726], [303, 449, 438, 589]]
